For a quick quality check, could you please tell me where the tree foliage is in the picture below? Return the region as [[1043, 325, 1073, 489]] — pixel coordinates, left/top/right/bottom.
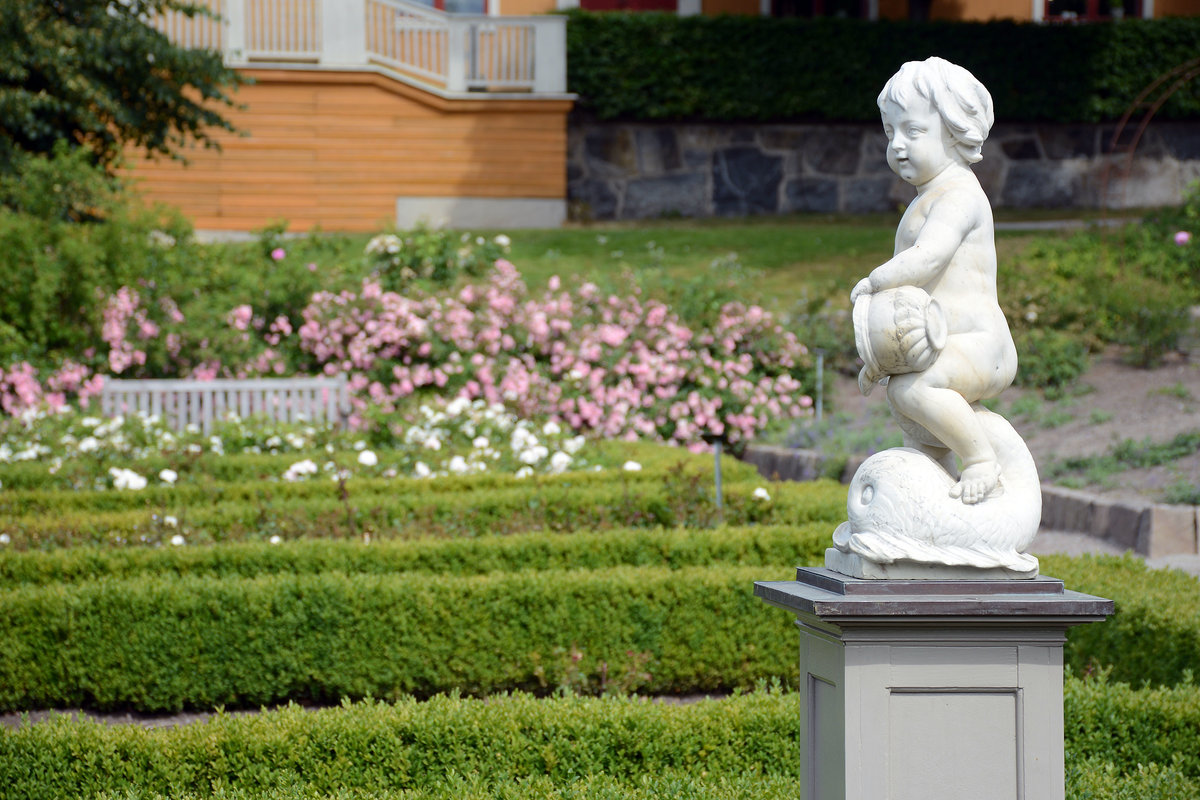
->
[[0, 0, 242, 175]]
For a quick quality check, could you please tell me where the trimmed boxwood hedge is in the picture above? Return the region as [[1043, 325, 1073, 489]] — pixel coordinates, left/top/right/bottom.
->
[[0, 691, 803, 800], [0, 523, 832, 586], [0, 564, 800, 711], [2, 678, 1200, 800], [567, 14, 1200, 123], [0, 477, 847, 549], [0, 551, 1197, 713]]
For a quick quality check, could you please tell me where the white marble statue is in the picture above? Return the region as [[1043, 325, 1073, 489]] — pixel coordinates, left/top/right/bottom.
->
[[828, 57, 1041, 579]]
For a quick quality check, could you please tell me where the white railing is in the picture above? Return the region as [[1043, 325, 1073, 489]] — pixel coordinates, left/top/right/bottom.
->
[[153, 0, 567, 95], [99, 376, 351, 433]]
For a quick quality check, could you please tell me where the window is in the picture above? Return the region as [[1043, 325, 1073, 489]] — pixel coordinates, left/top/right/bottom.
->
[[1044, 0, 1141, 21], [771, 0, 866, 17]]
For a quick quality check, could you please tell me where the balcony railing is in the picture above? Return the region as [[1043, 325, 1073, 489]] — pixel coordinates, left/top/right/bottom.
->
[[152, 0, 568, 95]]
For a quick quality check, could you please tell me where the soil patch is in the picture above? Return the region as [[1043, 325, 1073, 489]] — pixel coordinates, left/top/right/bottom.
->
[[827, 349, 1200, 505]]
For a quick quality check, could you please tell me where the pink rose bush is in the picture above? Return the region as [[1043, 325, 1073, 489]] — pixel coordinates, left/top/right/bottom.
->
[[0, 257, 812, 450], [297, 261, 811, 448]]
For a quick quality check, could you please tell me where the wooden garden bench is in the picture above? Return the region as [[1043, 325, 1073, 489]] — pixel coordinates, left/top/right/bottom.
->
[[98, 375, 351, 433]]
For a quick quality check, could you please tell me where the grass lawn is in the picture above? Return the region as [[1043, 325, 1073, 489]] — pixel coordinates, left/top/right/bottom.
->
[[231, 212, 1080, 317]]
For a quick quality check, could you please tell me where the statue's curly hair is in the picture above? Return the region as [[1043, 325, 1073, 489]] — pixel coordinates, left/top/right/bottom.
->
[[877, 57, 994, 165]]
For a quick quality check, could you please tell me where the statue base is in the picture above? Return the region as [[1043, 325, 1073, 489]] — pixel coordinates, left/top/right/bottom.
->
[[825, 547, 1039, 580], [755, 568, 1112, 800]]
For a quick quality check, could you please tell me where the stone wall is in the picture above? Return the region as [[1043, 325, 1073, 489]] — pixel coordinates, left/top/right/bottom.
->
[[568, 119, 1200, 220]]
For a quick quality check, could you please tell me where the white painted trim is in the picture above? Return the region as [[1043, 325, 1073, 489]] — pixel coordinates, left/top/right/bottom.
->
[[867, 0, 879, 20], [759, 0, 770, 15], [1031, 0, 1043, 22], [678, 0, 702, 15], [396, 197, 566, 228], [556, 0, 580, 8], [1142, 0, 1154, 17]]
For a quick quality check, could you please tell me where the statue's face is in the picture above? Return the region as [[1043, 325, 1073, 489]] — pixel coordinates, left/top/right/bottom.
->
[[880, 96, 959, 187]]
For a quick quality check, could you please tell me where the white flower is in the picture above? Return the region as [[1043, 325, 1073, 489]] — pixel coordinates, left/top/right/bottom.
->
[[78, 436, 100, 453], [283, 459, 319, 481], [753, 487, 771, 501], [472, 436, 490, 450], [163, 515, 178, 528], [353, 440, 368, 451], [542, 420, 561, 436], [519, 445, 548, 465], [622, 461, 643, 472], [564, 436, 586, 455], [186, 444, 202, 454], [170, 534, 185, 546], [357, 450, 378, 467], [448, 455, 469, 474], [0, 534, 9, 545], [159, 468, 178, 485], [413, 461, 432, 479], [80, 416, 101, 428], [549, 451, 572, 473], [423, 436, 442, 451], [445, 397, 470, 418], [515, 466, 534, 479], [269, 535, 282, 545], [109, 468, 148, 491], [494, 234, 511, 248]]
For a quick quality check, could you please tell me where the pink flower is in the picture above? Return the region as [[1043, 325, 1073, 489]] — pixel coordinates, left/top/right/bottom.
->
[[271, 247, 287, 261], [227, 305, 253, 331], [1176, 231, 1192, 246]]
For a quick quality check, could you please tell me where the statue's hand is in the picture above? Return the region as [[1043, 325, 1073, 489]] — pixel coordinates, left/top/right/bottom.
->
[[850, 277, 873, 305]]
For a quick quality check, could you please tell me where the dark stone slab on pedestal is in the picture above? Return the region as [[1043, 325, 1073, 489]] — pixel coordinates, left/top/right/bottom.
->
[[755, 567, 1115, 620]]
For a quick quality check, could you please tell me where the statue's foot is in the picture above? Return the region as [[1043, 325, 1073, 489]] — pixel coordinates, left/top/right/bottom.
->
[[949, 461, 1002, 505]]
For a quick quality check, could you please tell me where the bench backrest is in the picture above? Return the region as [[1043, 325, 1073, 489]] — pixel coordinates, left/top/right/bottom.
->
[[98, 376, 350, 433]]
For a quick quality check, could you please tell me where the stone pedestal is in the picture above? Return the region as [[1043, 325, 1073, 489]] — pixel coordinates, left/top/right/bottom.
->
[[754, 568, 1113, 800]]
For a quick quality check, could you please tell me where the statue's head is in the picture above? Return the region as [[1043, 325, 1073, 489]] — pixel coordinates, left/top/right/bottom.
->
[[878, 57, 994, 166]]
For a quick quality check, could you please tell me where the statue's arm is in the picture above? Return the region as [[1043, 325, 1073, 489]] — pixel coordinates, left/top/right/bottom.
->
[[851, 202, 971, 302]]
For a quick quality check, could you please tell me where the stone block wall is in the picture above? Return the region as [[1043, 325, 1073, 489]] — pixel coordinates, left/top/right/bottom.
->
[[568, 119, 1200, 220]]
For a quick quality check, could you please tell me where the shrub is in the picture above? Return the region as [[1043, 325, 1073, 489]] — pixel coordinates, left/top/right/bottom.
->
[[0, 524, 830, 587], [0, 691, 802, 800], [566, 15, 1200, 123], [1044, 554, 1200, 688], [0, 467, 846, 549], [0, 564, 802, 711]]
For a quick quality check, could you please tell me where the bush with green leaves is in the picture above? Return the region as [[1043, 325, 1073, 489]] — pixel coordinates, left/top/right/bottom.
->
[[364, 226, 508, 291], [566, 14, 1200, 123]]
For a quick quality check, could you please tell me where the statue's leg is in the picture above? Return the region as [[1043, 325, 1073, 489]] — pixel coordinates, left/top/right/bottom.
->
[[886, 372, 1000, 504]]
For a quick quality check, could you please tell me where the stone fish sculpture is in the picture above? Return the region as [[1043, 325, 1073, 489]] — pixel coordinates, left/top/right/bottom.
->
[[827, 57, 1041, 579]]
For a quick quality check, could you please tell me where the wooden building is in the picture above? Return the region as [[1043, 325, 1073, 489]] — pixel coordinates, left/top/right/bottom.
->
[[128, 0, 573, 232]]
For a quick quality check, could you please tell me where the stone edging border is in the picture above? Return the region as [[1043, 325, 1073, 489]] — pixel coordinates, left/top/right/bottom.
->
[[741, 444, 1200, 559]]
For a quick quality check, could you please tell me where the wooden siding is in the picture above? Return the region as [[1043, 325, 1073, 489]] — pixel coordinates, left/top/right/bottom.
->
[[703, 0, 760, 14], [1157, 0, 1195, 15], [932, 0, 1029, 19], [126, 69, 571, 232], [496, 0, 559, 14]]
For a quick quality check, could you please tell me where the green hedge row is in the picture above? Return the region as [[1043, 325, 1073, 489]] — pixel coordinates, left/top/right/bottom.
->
[[1066, 673, 1200, 781], [0, 524, 831, 587], [0, 478, 846, 549], [1045, 554, 1200, 688], [3, 678, 1200, 800], [0, 564, 798, 711], [81, 775, 811, 800], [0, 691, 802, 800], [566, 14, 1200, 122], [1, 554, 1197, 712]]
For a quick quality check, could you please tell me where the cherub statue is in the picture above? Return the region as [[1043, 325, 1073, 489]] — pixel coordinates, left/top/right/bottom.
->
[[829, 57, 1041, 578]]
